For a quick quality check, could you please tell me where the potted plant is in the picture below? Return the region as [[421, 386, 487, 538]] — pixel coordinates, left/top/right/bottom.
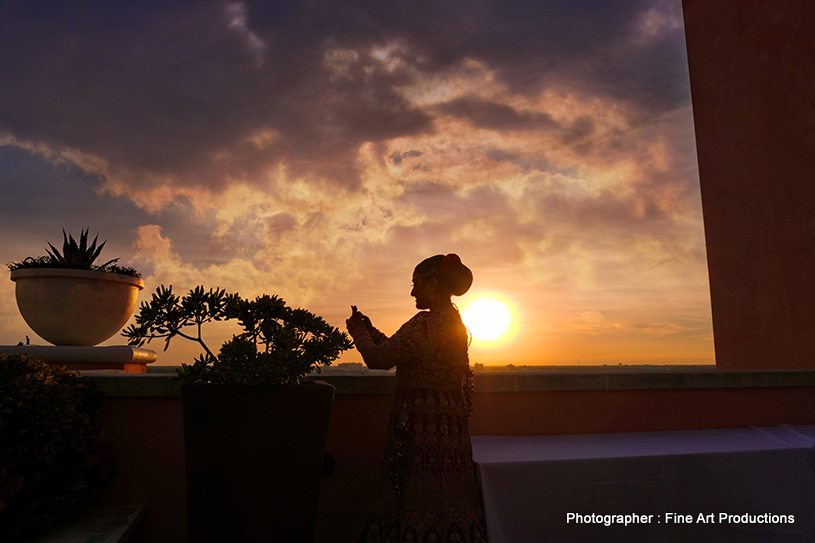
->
[[122, 285, 352, 543], [0, 353, 117, 541], [7, 229, 143, 346]]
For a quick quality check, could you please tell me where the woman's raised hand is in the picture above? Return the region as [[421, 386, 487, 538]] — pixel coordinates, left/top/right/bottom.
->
[[347, 305, 364, 329], [347, 305, 374, 335]]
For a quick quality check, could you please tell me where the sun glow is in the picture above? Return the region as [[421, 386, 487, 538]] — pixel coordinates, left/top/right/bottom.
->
[[461, 298, 513, 343]]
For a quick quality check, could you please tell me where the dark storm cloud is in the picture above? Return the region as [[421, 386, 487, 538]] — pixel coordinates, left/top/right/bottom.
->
[[562, 117, 596, 143], [390, 150, 423, 165], [0, 146, 247, 273], [0, 0, 433, 189], [265, 213, 298, 238], [0, 146, 151, 245], [0, 0, 688, 191], [435, 96, 560, 132]]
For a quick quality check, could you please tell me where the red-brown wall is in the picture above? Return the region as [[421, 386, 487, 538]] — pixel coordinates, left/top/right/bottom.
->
[[682, 0, 815, 369], [89, 398, 187, 543], [318, 387, 815, 542], [93, 385, 815, 543]]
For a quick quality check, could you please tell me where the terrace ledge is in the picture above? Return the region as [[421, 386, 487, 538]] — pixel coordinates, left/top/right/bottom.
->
[[85, 368, 815, 397]]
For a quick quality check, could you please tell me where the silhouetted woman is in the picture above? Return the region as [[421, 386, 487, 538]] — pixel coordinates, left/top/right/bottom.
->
[[346, 253, 488, 543]]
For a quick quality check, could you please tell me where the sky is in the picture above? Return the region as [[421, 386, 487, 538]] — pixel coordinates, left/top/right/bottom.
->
[[0, 0, 714, 366]]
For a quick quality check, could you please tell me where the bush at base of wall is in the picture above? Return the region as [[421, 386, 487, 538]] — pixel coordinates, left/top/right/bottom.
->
[[0, 353, 115, 541]]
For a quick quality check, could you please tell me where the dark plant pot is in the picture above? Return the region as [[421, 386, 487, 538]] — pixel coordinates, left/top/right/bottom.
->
[[181, 382, 335, 543]]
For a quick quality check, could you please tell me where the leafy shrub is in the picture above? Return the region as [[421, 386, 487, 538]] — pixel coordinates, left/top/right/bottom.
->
[[0, 354, 114, 540], [6, 228, 141, 278], [122, 285, 353, 385]]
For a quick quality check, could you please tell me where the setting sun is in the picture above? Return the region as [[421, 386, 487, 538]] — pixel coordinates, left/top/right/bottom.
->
[[461, 299, 511, 342]]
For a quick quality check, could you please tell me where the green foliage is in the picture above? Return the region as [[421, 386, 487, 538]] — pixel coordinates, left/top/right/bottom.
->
[[6, 229, 141, 278], [0, 354, 115, 541], [122, 285, 353, 385]]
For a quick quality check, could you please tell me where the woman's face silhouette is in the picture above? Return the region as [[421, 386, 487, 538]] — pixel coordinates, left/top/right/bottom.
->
[[411, 275, 437, 310]]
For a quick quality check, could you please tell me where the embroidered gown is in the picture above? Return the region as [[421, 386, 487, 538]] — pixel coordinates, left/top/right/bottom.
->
[[348, 309, 488, 543]]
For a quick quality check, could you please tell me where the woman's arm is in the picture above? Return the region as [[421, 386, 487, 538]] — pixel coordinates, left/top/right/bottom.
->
[[347, 313, 423, 370], [347, 322, 393, 369], [368, 325, 387, 345], [359, 313, 387, 344]]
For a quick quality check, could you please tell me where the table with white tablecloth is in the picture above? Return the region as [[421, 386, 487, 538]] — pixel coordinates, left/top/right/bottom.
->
[[472, 426, 815, 543]]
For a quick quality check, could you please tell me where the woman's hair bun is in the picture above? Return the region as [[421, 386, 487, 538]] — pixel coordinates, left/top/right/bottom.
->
[[415, 253, 473, 296]]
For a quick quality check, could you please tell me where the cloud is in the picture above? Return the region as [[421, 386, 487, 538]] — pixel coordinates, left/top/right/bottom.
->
[[434, 96, 561, 132], [390, 150, 423, 165], [0, 0, 712, 365], [0, 0, 689, 199]]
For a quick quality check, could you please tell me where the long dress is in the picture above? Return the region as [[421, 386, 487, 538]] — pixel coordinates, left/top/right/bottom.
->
[[349, 308, 488, 543]]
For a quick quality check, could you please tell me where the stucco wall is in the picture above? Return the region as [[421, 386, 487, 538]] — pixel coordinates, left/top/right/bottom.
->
[[87, 371, 815, 543], [683, 0, 815, 369]]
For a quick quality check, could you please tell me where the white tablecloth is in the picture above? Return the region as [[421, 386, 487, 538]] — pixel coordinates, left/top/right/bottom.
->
[[472, 426, 815, 542]]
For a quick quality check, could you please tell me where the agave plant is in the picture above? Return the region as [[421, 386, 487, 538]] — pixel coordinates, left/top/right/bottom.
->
[[7, 229, 141, 277], [45, 228, 118, 270]]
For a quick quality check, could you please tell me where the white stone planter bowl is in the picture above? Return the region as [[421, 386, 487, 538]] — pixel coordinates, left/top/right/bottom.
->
[[11, 268, 144, 346]]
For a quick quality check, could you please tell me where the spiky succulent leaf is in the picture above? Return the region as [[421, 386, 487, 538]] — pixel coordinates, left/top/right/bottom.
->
[[45, 240, 65, 265], [8, 229, 140, 276]]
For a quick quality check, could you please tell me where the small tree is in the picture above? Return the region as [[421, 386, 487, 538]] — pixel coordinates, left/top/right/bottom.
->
[[122, 285, 353, 385]]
